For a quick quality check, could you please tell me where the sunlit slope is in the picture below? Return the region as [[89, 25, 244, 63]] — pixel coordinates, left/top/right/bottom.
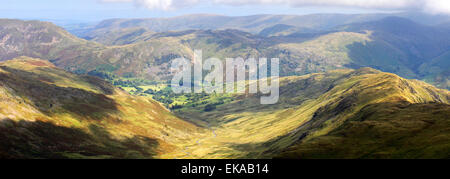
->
[[165, 68, 450, 159], [277, 102, 450, 159], [0, 57, 203, 159]]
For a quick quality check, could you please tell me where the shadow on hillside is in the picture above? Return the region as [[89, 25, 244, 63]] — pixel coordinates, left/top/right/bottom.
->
[[0, 66, 119, 120], [80, 74, 115, 95], [344, 37, 424, 79], [226, 92, 378, 159], [0, 118, 159, 159], [228, 102, 450, 159]]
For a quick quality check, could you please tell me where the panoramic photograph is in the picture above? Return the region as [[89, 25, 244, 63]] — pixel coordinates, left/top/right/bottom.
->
[[0, 0, 449, 171]]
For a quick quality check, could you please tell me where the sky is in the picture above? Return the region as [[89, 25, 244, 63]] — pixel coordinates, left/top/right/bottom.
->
[[0, 0, 449, 22]]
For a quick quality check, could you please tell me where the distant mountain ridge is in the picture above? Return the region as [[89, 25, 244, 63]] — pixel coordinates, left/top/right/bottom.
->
[[0, 16, 449, 89], [75, 12, 450, 38]]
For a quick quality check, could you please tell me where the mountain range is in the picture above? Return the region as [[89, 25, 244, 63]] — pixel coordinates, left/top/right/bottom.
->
[[0, 13, 450, 159], [73, 12, 450, 37], [1, 14, 449, 89]]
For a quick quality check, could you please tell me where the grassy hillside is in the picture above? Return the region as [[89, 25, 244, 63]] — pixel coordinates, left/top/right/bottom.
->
[[277, 102, 450, 159], [340, 17, 450, 89], [258, 24, 301, 37], [162, 68, 450, 159], [0, 57, 449, 159], [339, 17, 450, 65], [419, 51, 450, 89], [0, 57, 203, 159], [84, 27, 155, 46]]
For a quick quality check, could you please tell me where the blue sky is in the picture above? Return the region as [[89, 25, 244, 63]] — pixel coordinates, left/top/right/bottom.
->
[[0, 0, 448, 22], [0, 0, 393, 21]]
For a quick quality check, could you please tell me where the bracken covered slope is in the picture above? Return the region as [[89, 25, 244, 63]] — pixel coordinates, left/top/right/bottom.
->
[[0, 57, 203, 159]]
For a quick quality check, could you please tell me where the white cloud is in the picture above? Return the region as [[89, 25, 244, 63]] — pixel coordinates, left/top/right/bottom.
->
[[101, 0, 200, 10], [423, 0, 450, 14], [101, 0, 450, 14]]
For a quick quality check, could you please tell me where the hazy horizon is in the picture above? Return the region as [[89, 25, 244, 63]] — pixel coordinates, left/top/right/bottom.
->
[[3, 0, 449, 22]]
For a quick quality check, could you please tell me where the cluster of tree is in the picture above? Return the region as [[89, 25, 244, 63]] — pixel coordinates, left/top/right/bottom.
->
[[113, 80, 136, 87], [143, 89, 155, 95], [87, 70, 117, 81], [134, 85, 144, 93], [86, 69, 161, 88], [148, 87, 219, 110], [153, 96, 174, 107], [118, 83, 233, 111], [170, 104, 183, 110], [151, 87, 177, 107], [204, 104, 216, 112], [112, 78, 159, 87]]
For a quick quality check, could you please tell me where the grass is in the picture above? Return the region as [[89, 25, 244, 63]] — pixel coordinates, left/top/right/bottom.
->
[[161, 68, 450, 159], [277, 103, 450, 159], [0, 57, 203, 159], [1, 57, 449, 159]]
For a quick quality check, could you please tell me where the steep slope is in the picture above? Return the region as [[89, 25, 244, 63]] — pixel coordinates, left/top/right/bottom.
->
[[0, 57, 203, 159], [268, 29, 421, 78], [339, 17, 450, 89], [339, 17, 450, 65], [265, 31, 375, 75], [0, 19, 108, 72], [164, 68, 450, 159], [83, 27, 155, 46], [258, 24, 301, 37], [418, 49, 450, 90]]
